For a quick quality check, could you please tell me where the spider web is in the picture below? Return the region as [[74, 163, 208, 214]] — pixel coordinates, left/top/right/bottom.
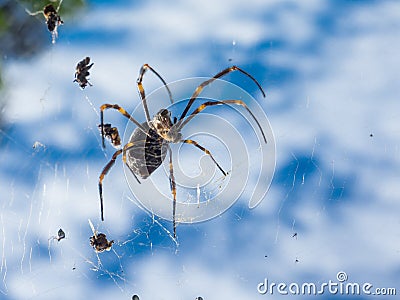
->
[[1, 1, 400, 299]]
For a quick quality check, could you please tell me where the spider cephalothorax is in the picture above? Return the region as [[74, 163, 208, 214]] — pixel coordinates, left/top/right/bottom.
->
[[98, 64, 266, 237], [150, 109, 182, 143]]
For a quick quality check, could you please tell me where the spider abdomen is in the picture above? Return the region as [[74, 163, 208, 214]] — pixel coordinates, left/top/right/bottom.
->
[[126, 122, 168, 179]]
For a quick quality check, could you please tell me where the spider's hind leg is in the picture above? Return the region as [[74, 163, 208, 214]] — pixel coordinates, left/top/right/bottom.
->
[[98, 149, 123, 221], [98, 142, 141, 221], [166, 145, 177, 238]]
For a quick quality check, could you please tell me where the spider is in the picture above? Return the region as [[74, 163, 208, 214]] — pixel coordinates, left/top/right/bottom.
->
[[74, 57, 94, 89], [26, 1, 64, 44], [98, 64, 267, 237]]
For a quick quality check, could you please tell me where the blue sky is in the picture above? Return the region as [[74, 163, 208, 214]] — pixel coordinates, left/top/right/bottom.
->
[[1, 0, 400, 299]]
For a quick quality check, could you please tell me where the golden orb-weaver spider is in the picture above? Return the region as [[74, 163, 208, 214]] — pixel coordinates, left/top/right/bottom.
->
[[98, 64, 267, 237]]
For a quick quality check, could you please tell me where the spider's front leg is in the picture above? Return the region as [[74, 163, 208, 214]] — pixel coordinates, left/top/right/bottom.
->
[[137, 64, 174, 122], [179, 66, 266, 121], [100, 104, 148, 148], [178, 100, 267, 144]]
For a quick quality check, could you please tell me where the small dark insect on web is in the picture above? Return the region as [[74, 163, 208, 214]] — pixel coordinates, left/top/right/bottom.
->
[[88, 219, 114, 253], [25, 0, 64, 44], [98, 123, 121, 148], [74, 57, 94, 89], [49, 228, 65, 242], [90, 233, 114, 253], [56, 228, 66, 241]]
